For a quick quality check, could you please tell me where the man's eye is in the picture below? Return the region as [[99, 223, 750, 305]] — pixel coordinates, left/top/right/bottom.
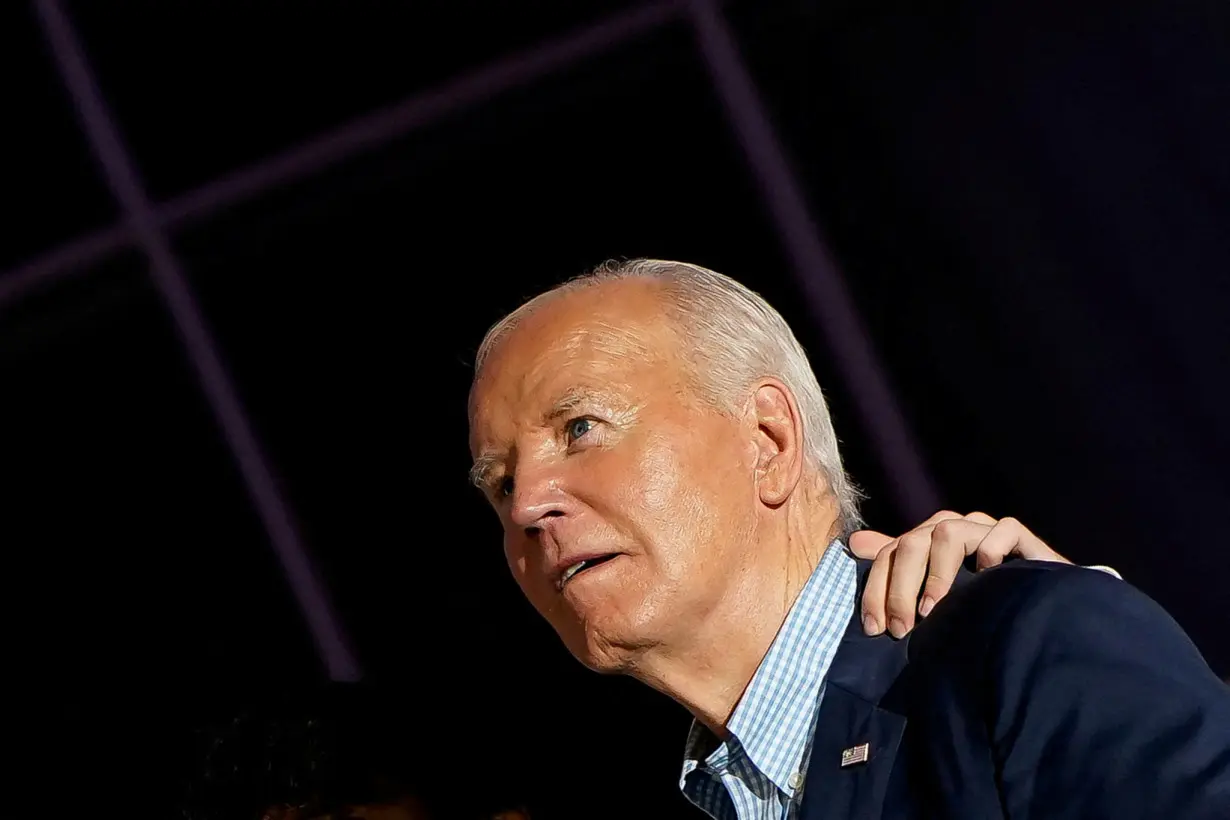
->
[[565, 417, 595, 443], [498, 476, 514, 498]]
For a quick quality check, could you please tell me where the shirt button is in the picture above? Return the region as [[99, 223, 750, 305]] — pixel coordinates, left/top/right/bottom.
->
[[788, 772, 804, 790]]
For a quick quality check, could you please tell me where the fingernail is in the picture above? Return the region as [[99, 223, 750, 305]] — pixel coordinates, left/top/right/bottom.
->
[[889, 617, 906, 638], [863, 614, 880, 634], [919, 596, 935, 617]]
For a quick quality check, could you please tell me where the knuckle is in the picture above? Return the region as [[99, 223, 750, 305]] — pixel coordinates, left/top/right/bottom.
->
[[872, 545, 897, 567], [898, 532, 927, 553]]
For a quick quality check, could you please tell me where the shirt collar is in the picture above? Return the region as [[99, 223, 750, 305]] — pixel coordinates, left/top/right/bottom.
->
[[680, 541, 857, 794]]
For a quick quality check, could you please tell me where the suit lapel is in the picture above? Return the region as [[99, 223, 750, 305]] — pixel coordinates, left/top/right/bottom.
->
[[798, 558, 912, 820], [799, 683, 907, 820]]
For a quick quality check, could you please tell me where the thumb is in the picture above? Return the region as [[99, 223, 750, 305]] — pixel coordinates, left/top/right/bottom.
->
[[848, 529, 895, 559]]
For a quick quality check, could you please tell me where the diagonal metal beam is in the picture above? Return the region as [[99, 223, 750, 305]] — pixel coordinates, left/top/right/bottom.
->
[[157, 2, 679, 229], [0, 2, 679, 313], [33, 0, 362, 681], [682, 0, 941, 522], [0, 222, 132, 307]]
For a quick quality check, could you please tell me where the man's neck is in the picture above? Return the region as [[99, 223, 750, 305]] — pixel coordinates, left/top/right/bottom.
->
[[630, 497, 839, 736]]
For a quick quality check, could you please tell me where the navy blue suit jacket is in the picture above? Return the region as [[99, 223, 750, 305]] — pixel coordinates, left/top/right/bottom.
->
[[800, 559, 1230, 819]]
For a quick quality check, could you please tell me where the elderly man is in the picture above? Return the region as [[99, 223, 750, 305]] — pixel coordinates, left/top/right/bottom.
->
[[468, 259, 1230, 819]]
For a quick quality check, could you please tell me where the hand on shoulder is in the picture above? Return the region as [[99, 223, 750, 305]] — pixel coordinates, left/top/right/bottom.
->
[[849, 510, 1119, 638]]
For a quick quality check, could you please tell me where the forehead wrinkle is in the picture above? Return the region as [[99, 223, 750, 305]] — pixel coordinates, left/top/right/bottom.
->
[[572, 319, 653, 361], [468, 298, 678, 460], [533, 328, 654, 418], [513, 322, 640, 397]]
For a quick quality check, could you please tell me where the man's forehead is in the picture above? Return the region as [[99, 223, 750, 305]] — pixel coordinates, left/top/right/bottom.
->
[[470, 328, 657, 428], [468, 287, 682, 445], [514, 280, 670, 351], [478, 284, 675, 385]]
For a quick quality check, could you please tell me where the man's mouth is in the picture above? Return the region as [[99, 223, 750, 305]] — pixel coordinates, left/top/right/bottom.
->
[[557, 554, 621, 591]]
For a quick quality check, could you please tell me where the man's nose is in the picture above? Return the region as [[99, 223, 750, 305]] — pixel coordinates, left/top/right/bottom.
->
[[508, 463, 568, 535]]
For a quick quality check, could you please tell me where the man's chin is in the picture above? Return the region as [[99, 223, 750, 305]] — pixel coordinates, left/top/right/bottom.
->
[[564, 624, 656, 676], [568, 638, 634, 675]]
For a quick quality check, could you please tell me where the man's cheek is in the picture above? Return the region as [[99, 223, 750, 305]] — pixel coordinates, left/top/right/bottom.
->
[[626, 435, 686, 514]]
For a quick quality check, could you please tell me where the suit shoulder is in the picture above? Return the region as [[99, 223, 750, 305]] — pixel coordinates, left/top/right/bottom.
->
[[929, 560, 1131, 619], [893, 562, 1230, 819], [907, 561, 1134, 661], [915, 559, 1097, 624], [912, 559, 1213, 682]]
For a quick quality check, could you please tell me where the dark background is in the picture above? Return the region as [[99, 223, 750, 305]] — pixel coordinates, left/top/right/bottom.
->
[[3, 0, 1227, 816]]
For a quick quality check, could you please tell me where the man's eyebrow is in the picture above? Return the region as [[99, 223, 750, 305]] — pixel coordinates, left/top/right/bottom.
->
[[545, 386, 608, 421], [469, 388, 614, 487], [469, 453, 500, 488]]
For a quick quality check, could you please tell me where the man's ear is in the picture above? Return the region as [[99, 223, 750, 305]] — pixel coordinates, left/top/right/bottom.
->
[[751, 379, 805, 506]]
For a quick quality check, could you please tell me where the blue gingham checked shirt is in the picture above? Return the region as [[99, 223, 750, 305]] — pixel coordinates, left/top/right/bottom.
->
[[679, 541, 857, 820]]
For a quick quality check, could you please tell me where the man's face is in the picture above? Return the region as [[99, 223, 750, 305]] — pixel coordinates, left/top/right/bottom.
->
[[468, 280, 761, 672]]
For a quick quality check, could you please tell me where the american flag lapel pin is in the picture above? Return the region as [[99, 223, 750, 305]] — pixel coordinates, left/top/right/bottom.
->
[[841, 742, 870, 767]]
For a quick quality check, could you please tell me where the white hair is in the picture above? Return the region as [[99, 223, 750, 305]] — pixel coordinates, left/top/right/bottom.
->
[[473, 259, 863, 533]]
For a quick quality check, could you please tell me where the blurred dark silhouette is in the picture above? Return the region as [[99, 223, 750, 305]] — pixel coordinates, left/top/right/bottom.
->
[[177, 683, 480, 820]]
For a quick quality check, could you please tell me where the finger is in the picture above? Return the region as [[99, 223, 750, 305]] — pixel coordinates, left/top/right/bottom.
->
[[885, 528, 935, 637], [860, 545, 895, 634], [977, 516, 1065, 568], [975, 518, 1022, 570], [918, 517, 980, 616], [847, 529, 895, 560], [964, 511, 997, 526], [850, 510, 962, 559], [916, 509, 966, 528], [896, 516, 1008, 571], [857, 511, 963, 634]]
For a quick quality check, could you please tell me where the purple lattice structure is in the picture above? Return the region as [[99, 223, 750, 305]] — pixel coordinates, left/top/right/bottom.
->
[[12, 0, 936, 679]]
